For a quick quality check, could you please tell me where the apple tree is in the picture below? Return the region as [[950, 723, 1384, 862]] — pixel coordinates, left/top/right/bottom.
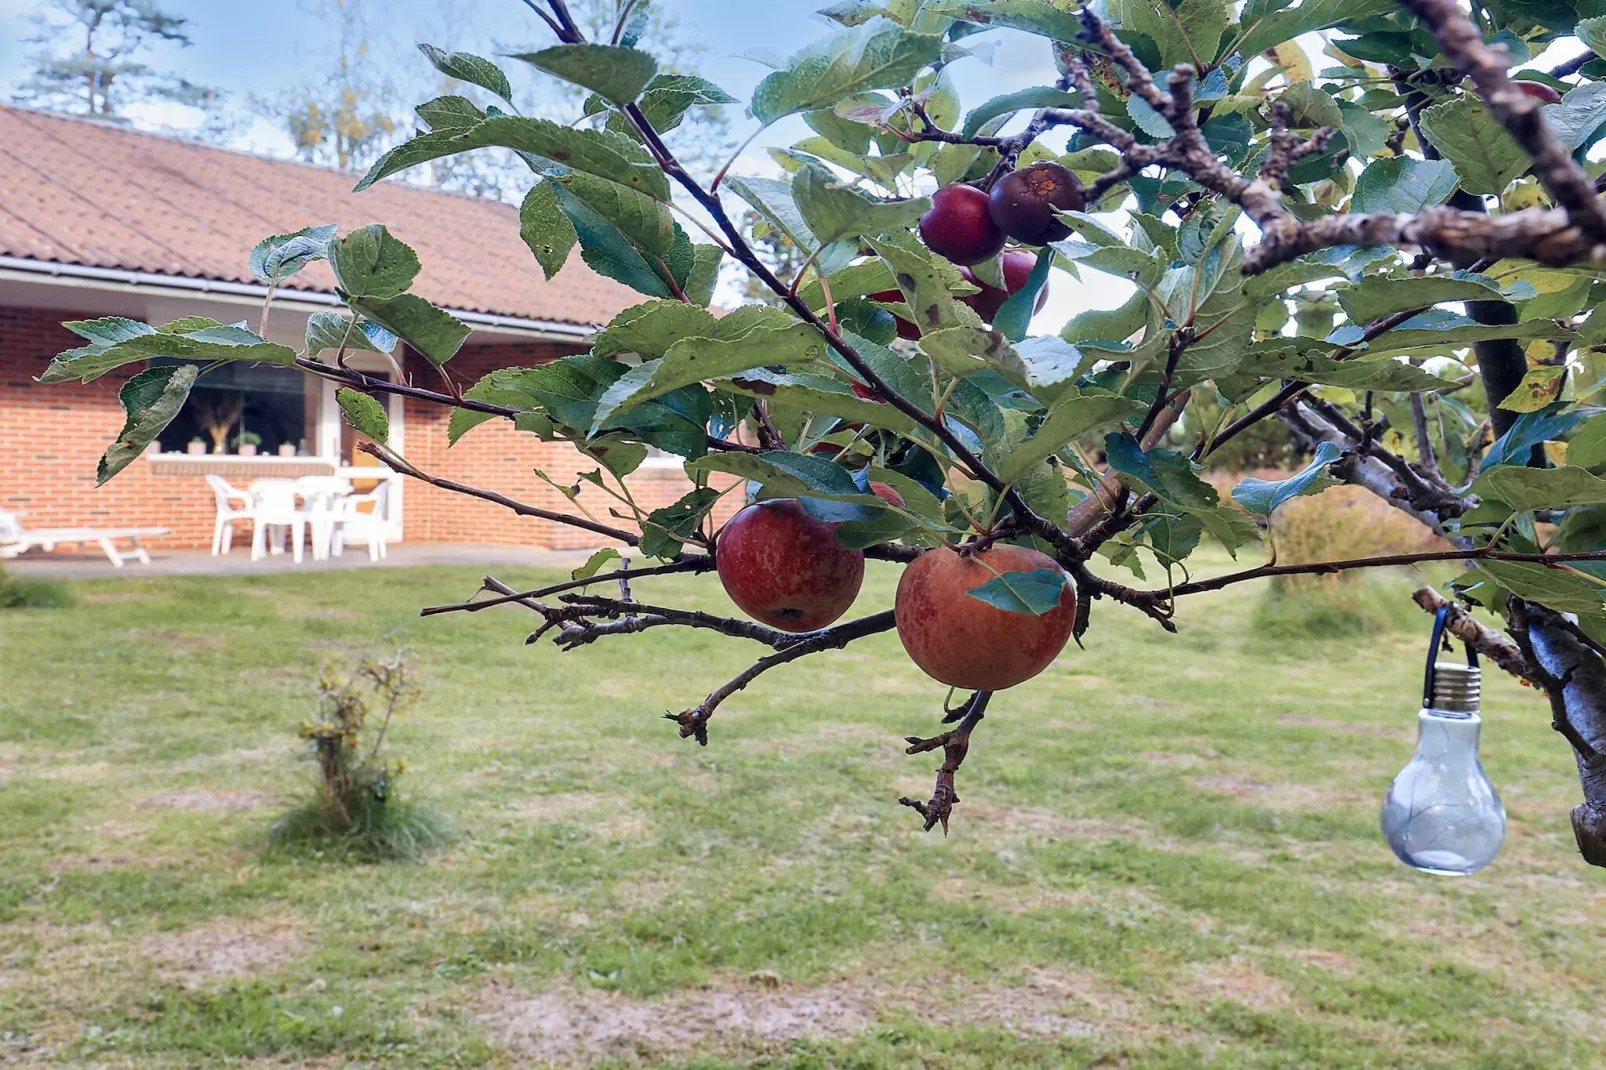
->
[[44, 0, 1606, 860]]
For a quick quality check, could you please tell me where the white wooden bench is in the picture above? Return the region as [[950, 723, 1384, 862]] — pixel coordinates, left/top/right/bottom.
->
[[0, 511, 169, 568]]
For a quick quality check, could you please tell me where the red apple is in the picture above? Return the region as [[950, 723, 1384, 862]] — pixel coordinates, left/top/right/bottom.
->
[[919, 184, 1006, 266], [867, 288, 923, 340], [869, 481, 905, 508], [895, 544, 1075, 690], [988, 162, 1085, 246], [716, 499, 865, 632], [1515, 80, 1563, 103], [959, 250, 1050, 324]]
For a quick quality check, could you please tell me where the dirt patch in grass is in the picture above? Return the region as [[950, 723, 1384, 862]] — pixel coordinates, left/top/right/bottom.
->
[[1135, 750, 1210, 767], [135, 629, 224, 652], [477, 966, 1138, 1065], [1176, 958, 1291, 1011], [143, 788, 277, 812], [81, 591, 160, 605], [960, 802, 1153, 844], [1288, 947, 1355, 974], [140, 918, 304, 986], [504, 793, 633, 821]]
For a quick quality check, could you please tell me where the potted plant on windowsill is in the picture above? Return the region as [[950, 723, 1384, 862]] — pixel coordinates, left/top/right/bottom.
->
[[277, 442, 297, 458], [233, 431, 262, 457], [186, 437, 207, 456]]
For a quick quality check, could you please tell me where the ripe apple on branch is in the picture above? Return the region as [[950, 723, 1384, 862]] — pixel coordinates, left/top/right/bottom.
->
[[46, 0, 1606, 859]]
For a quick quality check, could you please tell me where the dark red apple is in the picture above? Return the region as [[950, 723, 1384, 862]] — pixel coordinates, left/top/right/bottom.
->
[[716, 499, 865, 633], [988, 162, 1085, 246], [1514, 80, 1563, 103], [868, 288, 922, 340], [851, 381, 880, 400], [918, 184, 1006, 266], [959, 250, 1049, 323], [895, 544, 1075, 690], [869, 481, 905, 508]]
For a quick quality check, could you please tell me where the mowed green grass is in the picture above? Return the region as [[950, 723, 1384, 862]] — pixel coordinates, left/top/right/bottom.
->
[[0, 552, 1602, 1068]]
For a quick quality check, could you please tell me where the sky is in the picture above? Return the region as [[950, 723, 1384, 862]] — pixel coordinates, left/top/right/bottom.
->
[[0, 0, 1109, 326]]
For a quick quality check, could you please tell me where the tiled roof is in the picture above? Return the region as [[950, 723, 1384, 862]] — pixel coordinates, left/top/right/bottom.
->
[[0, 104, 640, 328]]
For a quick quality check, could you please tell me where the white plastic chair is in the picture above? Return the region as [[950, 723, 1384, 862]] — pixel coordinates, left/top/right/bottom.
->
[[294, 476, 353, 561], [204, 474, 254, 555], [248, 479, 310, 563], [331, 481, 390, 561]]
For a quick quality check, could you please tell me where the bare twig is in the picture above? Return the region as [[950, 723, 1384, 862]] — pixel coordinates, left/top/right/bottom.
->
[[899, 691, 990, 833]]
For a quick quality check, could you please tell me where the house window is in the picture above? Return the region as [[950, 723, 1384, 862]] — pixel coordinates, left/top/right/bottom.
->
[[148, 359, 311, 455]]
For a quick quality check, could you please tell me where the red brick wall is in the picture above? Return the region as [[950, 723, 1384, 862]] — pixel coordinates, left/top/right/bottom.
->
[[1, 305, 739, 553]]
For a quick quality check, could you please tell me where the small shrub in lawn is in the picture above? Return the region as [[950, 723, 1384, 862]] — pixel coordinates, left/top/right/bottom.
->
[[268, 647, 452, 861], [0, 564, 74, 610]]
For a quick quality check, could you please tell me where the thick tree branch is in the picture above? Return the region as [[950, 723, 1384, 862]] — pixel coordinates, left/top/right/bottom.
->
[[1411, 587, 1537, 681]]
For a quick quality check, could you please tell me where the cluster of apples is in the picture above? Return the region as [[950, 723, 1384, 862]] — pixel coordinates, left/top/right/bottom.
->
[[716, 499, 1076, 692], [869, 161, 1086, 337]]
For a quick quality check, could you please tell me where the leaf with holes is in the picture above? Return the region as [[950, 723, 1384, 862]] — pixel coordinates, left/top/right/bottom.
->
[[520, 182, 577, 280], [336, 388, 389, 444], [97, 364, 197, 484]]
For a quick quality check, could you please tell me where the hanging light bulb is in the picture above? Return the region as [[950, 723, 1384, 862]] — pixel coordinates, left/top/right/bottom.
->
[[1381, 606, 1507, 876]]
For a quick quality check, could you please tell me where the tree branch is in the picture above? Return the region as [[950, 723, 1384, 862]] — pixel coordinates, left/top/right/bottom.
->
[[899, 690, 990, 833]]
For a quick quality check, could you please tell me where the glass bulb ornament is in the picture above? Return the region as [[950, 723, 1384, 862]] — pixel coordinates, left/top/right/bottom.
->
[[1381, 658, 1507, 876]]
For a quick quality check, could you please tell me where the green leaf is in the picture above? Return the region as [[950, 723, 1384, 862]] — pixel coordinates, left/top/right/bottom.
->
[[1337, 101, 1390, 160], [1127, 95, 1176, 138], [720, 370, 926, 438], [1335, 273, 1515, 324], [328, 224, 420, 301], [993, 247, 1053, 343], [573, 547, 623, 580], [637, 74, 738, 133], [641, 488, 721, 558], [750, 17, 943, 126], [1470, 465, 1606, 511], [551, 181, 676, 299], [1350, 157, 1460, 214], [97, 364, 197, 484], [596, 300, 721, 359], [1482, 406, 1597, 471], [1579, 15, 1606, 57], [792, 163, 928, 244], [866, 233, 978, 335], [355, 115, 670, 202], [511, 43, 658, 105], [1569, 413, 1606, 469], [418, 43, 512, 102], [347, 294, 470, 366], [1418, 97, 1529, 195], [39, 321, 295, 384], [925, 0, 1085, 41], [304, 311, 397, 355], [553, 169, 675, 256], [447, 407, 498, 446], [1234, 0, 1397, 59], [336, 387, 389, 444], [1109, 0, 1230, 70], [1235, 343, 1459, 391], [684, 243, 723, 308], [1278, 81, 1343, 129], [1330, 308, 1573, 356], [519, 182, 577, 280], [1232, 441, 1342, 516], [249, 224, 336, 284], [1105, 431, 1260, 555], [1541, 81, 1606, 154], [998, 388, 1144, 484], [961, 87, 1081, 140], [415, 95, 485, 132], [965, 567, 1071, 616], [1476, 560, 1606, 614], [590, 323, 829, 430]]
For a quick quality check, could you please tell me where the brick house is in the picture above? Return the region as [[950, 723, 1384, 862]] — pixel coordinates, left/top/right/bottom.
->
[[0, 104, 716, 553]]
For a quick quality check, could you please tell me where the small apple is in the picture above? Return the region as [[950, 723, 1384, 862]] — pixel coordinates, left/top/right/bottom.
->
[[959, 249, 1049, 324], [1514, 80, 1563, 103], [716, 499, 865, 632], [869, 481, 906, 508], [895, 544, 1075, 690], [988, 162, 1085, 246], [919, 184, 1006, 266]]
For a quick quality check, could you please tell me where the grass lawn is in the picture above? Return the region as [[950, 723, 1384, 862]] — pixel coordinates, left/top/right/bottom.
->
[[0, 550, 1602, 1068]]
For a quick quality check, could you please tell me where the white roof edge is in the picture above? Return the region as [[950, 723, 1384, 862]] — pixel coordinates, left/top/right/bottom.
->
[[0, 256, 599, 341]]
